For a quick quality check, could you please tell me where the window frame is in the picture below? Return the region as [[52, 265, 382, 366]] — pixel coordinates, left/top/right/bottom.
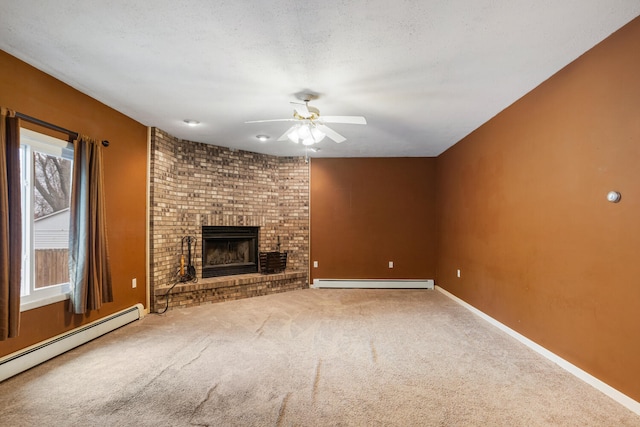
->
[[19, 128, 74, 312]]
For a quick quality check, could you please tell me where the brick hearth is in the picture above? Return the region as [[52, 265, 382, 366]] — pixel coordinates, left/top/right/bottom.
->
[[154, 271, 307, 311], [149, 128, 309, 312]]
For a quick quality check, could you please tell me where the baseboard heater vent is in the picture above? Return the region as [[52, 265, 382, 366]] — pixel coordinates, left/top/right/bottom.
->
[[313, 279, 434, 289], [0, 303, 144, 382]]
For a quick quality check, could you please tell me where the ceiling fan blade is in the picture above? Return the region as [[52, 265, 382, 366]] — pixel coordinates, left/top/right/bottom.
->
[[291, 102, 311, 118], [277, 125, 298, 141], [320, 116, 367, 125], [245, 119, 296, 123], [316, 124, 346, 143]]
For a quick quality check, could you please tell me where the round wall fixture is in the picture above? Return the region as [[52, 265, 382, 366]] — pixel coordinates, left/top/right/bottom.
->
[[256, 135, 270, 142], [183, 119, 200, 126], [606, 191, 621, 203]]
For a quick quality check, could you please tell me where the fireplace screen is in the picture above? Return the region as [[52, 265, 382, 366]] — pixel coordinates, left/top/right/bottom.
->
[[206, 240, 251, 266], [202, 226, 259, 278]]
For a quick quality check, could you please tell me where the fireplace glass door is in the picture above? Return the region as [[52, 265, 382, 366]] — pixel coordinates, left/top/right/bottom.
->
[[202, 226, 258, 278]]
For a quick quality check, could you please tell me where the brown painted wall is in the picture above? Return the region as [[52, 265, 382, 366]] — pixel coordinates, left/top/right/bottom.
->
[[0, 50, 148, 357], [310, 158, 437, 283], [436, 17, 640, 401]]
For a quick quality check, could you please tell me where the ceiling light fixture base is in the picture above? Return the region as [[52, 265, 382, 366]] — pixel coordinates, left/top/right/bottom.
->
[[294, 90, 321, 102]]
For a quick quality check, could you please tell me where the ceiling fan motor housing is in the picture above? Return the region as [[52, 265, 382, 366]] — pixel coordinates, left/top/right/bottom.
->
[[293, 105, 320, 120]]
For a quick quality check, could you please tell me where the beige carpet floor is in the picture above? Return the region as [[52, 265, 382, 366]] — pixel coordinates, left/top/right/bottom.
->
[[1, 288, 638, 426]]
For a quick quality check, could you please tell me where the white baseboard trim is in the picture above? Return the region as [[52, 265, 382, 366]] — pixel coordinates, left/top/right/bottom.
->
[[0, 304, 144, 382], [435, 286, 640, 416], [313, 279, 434, 289]]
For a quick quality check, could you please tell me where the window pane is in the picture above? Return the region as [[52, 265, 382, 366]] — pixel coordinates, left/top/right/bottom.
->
[[32, 151, 72, 289]]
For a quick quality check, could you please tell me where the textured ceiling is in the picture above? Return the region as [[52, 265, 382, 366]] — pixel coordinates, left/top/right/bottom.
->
[[1, 1, 638, 157]]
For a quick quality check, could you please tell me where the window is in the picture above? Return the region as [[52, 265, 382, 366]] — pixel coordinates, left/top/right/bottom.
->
[[19, 128, 74, 311]]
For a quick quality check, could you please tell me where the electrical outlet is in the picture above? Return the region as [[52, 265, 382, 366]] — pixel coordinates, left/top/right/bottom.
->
[[457, 269, 461, 278], [132, 278, 137, 288], [389, 261, 394, 268], [313, 261, 318, 268]]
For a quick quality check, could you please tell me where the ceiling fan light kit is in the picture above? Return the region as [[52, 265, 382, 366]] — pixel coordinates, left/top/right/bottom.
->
[[287, 122, 326, 145], [245, 92, 366, 147]]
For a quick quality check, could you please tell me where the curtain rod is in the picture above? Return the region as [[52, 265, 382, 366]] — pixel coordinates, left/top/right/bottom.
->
[[15, 112, 110, 147]]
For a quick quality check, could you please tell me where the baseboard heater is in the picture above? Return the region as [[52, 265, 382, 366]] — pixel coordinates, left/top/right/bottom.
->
[[0, 303, 144, 382], [313, 279, 434, 289]]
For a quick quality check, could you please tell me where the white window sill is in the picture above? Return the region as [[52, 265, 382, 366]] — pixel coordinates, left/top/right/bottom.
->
[[20, 292, 70, 312]]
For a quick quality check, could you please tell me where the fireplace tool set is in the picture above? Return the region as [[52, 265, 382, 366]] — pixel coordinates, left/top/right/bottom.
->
[[157, 235, 198, 314], [179, 235, 197, 283]]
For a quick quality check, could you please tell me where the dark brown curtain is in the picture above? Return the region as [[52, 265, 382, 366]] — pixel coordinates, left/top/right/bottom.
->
[[0, 108, 21, 340], [68, 135, 112, 314]]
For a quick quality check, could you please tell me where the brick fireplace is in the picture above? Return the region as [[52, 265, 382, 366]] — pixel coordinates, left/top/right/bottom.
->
[[149, 128, 309, 312]]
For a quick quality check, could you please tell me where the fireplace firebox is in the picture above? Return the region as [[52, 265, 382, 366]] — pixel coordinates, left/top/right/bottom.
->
[[202, 226, 259, 278]]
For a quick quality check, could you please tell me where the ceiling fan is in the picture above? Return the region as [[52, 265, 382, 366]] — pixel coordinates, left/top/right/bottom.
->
[[245, 93, 366, 145]]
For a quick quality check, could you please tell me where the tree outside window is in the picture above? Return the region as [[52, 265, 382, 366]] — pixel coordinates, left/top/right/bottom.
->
[[33, 153, 71, 218]]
